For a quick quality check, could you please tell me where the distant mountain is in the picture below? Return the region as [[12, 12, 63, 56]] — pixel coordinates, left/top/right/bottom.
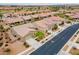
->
[[0, 3, 79, 7]]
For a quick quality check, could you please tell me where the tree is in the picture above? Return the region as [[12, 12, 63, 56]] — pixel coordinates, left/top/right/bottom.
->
[[54, 13, 65, 18], [15, 8, 21, 12], [48, 6, 60, 11]]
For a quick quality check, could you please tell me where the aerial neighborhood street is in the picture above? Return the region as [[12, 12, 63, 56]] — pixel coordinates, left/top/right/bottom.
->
[[0, 4, 79, 55]]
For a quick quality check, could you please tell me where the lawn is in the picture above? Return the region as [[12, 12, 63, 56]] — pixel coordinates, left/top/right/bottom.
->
[[34, 31, 45, 41]]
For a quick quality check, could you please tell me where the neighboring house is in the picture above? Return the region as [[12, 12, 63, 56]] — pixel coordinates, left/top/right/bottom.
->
[[38, 13, 51, 19], [31, 14, 40, 20], [72, 13, 79, 22], [11, 15, 62, 41], [66, 12, 79, 21], [21, 15, 32, 22], [33, 16, 62, 31], [37, 9, 51, 13], [2, 12, 53, 26], [11, 23, 36, 41], [2, 17, 24, 25]]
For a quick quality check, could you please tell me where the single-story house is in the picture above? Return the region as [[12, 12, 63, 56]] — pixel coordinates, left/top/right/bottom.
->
[[2, 17, 24, 25], [11, 23, 36, 41]]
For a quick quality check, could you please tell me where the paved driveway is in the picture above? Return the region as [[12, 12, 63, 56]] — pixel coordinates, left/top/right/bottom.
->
[[26, 38, 41, 49]]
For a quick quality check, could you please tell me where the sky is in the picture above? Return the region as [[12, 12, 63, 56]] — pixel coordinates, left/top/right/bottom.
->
[[0, 3, 79, 6], [0, 0, 79, 4], [0, 3, 64, 5]]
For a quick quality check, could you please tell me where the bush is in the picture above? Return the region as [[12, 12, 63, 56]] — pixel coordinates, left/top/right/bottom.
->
[[0, 43, 3, 47], [66, 21, 71, 23], [59, 21, 64, 25], [4, 48, 11, 52], [76, 41, 79, 43], [52, 24, 58, 30], [23, 42, 29, 48]]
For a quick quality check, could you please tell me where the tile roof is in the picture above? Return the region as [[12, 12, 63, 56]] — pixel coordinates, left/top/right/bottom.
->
[[12, 16, 62, 38], [12, 23, 36, 37], [2, 17, 24, 24]]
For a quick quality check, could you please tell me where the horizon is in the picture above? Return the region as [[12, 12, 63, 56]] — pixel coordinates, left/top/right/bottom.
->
[[0, 3, 79, 6]]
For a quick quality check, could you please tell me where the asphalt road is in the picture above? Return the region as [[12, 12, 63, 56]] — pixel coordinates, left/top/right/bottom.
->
[[30, 24, 79, 55]]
